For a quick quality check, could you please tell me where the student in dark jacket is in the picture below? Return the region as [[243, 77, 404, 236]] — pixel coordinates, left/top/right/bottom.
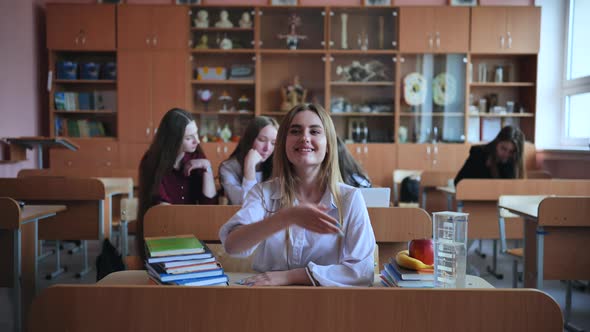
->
[[137, 108, 217, 258], [454, 125, 525, 186]]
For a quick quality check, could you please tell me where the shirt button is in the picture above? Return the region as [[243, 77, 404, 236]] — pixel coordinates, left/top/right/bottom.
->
[[181, 186, 184, 189], [181, 196, 185, 200]]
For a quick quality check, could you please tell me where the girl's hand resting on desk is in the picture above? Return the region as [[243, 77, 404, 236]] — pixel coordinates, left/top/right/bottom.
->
[[277, 204, 343, 236], [184, 159, 211, 176], [239, 271, 290, 286]]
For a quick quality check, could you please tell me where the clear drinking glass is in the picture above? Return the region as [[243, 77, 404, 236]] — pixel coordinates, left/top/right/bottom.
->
[[433, 212, 469, 288]]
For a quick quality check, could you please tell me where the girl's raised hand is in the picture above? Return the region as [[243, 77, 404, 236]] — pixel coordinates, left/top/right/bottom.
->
[[279, 204, 343, 236], [184, 158, 211, 176]]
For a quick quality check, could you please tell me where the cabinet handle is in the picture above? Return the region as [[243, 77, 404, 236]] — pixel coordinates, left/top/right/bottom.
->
[[392, 11, 398, 17], [223, 146, 228, 154], [81, 35, 86, 45], [216, 146, 221, 155], [152, 35, 158, 46], [251, 40, 255, 46], [74, 36, 79, 45], [259, 41, 263, 46], [106, 146, 111, 152], [392, 57, 397, 62], [106, 161, 112, 167], [500, 35, 505, 49], [252, 56, 256, 61], [329, 41, 334, 47], [67, 161, 73, 167], [435, 32, 440, 49], [154, 128, 158, 134], [321, 11, 325, 16], [392, 40, 397, 47], [188, 40, 193, 47], [321, 41, 325, 46], [428, 33, 433, 49], [363, 146, 368, 154], [400, 57, 405, 63], [146, 127, 151, 136], [146, 37, 151, 46], [507, 32, 512, 49], [356, 147, 361, 154]]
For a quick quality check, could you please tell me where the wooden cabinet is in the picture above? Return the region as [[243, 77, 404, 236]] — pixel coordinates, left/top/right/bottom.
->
[[118, 50, 188, 143], [50, 139, 119, 169], [398, 144, 469, 172], [118, 5, 188, 50], [347, 144, 397, 189], [200, 142, 238, 178], [47, 4, 116, 50], [119, 143, 149, 170], [471, 7, 540, 54], [399, 7, 469, 53]]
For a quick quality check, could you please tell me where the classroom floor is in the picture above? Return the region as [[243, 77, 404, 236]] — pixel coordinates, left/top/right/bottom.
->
[[1, 238, 589, 331]]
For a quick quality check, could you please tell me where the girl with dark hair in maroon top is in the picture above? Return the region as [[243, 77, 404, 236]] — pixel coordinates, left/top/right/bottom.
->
[[137, 108, 217, 257]]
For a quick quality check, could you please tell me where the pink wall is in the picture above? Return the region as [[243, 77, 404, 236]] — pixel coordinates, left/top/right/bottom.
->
[[0, 0, 44, 177]]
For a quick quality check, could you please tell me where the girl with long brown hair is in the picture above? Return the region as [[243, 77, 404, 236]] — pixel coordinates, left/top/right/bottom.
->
[[219, 103, 376, 286], [454, 125, 525, 185], [137, 108, 217, 257]]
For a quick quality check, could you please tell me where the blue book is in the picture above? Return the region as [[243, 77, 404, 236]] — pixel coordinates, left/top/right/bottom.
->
[[384, 263, 434, 288], [78, 92, 94, 110], [54, 92, 66, 110], [146, 263, 224, 283], [169, 274, 229, 287]]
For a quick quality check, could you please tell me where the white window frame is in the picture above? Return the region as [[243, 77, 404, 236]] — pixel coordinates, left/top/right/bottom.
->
[[561, 0, 590, 147]]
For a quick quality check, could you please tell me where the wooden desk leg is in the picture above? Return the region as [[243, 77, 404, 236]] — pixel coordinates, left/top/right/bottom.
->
[[20, 219, 39, 332], [421, 190, 427, 210], [12, 230, 22, 332], [523, 218, 539, 288]]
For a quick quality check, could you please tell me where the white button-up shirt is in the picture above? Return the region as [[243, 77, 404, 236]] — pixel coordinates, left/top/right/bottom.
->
[[219, 158, 263, 205], [219, 178, 376, 287]]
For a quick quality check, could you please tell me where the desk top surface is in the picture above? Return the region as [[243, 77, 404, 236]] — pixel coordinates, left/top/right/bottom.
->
[[21, 205, 67, 223], [6, 136, 79, 151], [98, 270, 493, 289], [436, 186, 456, 195], [498, 195, 549, 219], [95, 177, 133, 196]]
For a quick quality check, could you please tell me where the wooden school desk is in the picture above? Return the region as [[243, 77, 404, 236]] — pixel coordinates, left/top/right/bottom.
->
[[0, 176, 131, 277], [418, 170, 455, 212], [28, 282, 563, 332], [141, 205, 432, 274], [499, 195, 590, 332], [0, 197, 66, 331], [5, 136, 79, 169]]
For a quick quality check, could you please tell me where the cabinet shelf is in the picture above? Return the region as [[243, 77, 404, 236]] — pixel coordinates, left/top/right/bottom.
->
[[54, 79, 116, 84], [330, 81, 393, 86], [260, 49, 326, 54], [191, 80, 254, 85], [260, 112, 286, 116], [400, 112, 464, 117], [53, 110, 116, 114], [469, 82, 535, 87], [191, 49, 255, 54], [191, 27, 253, 32], [330, 112, 393, 117], [192, 111, 254, 115], [329, 49, 397, 55], [469, 112, 534, 118]]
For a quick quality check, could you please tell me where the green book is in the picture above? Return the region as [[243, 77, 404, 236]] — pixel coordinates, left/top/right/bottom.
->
[[145, 234, 205, 258]]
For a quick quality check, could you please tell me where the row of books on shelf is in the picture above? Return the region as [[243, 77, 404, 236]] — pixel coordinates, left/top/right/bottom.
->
[[54, 91, 116, 111], [145, 234, 229, 287], [54, 118, 108, 137], [379, 258, 434, 288]]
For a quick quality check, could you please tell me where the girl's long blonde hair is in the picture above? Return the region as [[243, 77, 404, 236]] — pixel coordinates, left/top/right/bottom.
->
[[272, 103, 343, 224]]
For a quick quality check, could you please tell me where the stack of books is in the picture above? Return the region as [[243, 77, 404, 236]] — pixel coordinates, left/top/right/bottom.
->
[[380, 258, 434, 288], [144, 234, 229, 286]]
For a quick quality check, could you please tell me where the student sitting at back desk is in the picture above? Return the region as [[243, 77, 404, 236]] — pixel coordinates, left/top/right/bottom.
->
[[219, 116, 279, 205], [455, 125, 525, 186], [219, 104, 376, 287], [137, 108, 217, 259], [337, 136, 372, 188]]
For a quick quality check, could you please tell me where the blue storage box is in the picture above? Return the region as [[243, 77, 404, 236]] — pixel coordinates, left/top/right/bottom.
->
[[80, 62, 101, 80], [101, 62, 117, 80], [56, 61, 78, 80]]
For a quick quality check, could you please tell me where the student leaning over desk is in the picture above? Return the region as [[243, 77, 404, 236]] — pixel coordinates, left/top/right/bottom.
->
[[220, 103, 376, 287], [138, 108, 218, 259], [219, 116, 279, 205]]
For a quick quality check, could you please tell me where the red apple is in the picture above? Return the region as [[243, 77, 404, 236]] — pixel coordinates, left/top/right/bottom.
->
[[409, 238, 434, 265]]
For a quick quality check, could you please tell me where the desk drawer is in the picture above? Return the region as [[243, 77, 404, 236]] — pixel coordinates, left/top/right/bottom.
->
[[50, 140, 120, 168]]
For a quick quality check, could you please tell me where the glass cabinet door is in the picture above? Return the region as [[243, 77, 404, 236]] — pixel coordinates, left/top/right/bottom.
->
[[399, 54, 466, 143], [260, 7, 325, 50], [329, 8, 398, 51]]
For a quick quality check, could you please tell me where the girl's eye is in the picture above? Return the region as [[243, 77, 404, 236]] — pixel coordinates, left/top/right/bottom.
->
[[289, 129, 300, 135]]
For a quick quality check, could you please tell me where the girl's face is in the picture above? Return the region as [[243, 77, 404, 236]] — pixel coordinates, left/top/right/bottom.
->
[[496, 140, 516, 163], [180, 121, 199, 154], [285, 110, 327, 170], [252, 124, 277, 162]]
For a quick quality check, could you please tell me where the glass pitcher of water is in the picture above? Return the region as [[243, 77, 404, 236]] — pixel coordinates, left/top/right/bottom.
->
[[433, 212, 469, 288]]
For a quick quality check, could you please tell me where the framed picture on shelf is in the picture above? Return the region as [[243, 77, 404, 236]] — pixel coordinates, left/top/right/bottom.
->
[[449, 0, 477, 6], [363, 0, 392, 6], [270, 0, 298, 5]]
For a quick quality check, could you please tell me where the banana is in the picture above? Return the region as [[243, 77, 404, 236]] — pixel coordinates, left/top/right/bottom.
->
[[395, 250, 433, 270]]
